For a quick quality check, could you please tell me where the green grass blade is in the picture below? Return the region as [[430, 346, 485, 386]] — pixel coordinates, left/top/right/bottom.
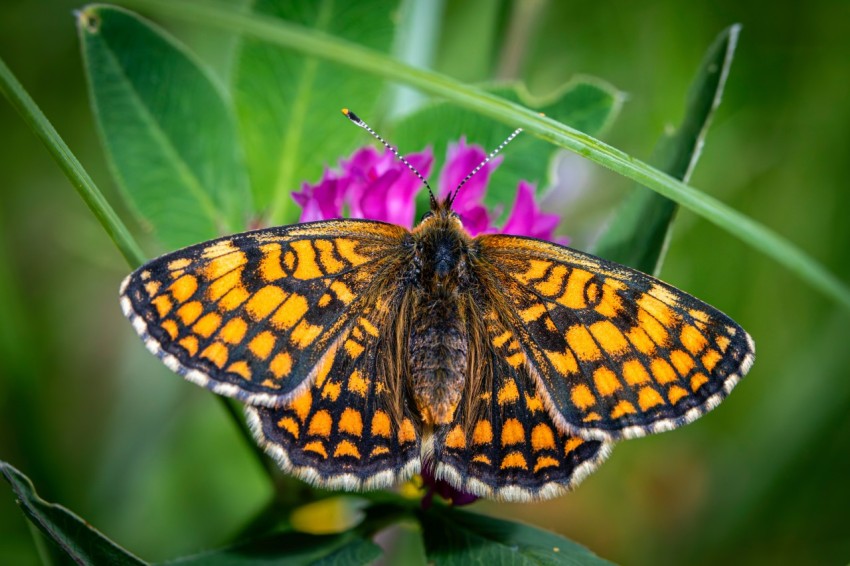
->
[[593, 24, 741, 275], [116, 0, 850, 312], [392, 79, 623, 218], [0, 55, 145, 268]]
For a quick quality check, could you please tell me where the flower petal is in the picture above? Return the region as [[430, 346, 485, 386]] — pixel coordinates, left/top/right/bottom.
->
[[502, 181, 562, 241], [342, 148, 432, 226], [439, 138, 503, 211], [459, 205, 496, 237], [292, 168, 347, 222]]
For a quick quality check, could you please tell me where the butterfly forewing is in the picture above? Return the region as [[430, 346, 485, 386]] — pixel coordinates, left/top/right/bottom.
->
[[120, 219, 409, 406], [476, 234, 755, 440], [431, 307, 611, 501]]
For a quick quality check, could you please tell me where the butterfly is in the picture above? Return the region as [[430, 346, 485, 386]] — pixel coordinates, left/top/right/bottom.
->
[[120, 110, 754, 501]]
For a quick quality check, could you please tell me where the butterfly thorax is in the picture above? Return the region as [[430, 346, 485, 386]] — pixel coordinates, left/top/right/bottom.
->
[[408, 208, 473, 425]]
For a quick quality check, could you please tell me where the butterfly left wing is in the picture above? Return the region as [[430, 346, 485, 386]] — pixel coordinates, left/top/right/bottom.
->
[[120, 219, 409, 406], [474, 234, 755, 441]]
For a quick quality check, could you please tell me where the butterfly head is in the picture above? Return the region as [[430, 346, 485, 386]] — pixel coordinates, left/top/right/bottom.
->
[[418, 197, 462, 227], [410, 199, 470, 283]]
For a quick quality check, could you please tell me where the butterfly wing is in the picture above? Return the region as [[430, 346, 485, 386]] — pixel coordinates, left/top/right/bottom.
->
[[474, 234, 755, 440], [247, 309, 421, 490], [120, 219, 410, 406], [430, 306, 610, 502]]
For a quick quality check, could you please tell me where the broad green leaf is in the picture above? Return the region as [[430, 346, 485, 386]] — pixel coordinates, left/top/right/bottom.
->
[[233, 0, 398, 225], [0, 461, 145, 565], [165, 530, 381, 565], [592, 25, 741, 275], [417, 506, 613, 565], [391, 79, 623, 216], [78, 4, 250, 250]]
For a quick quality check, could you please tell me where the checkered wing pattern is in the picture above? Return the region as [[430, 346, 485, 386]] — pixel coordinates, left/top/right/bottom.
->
[[120, 219, 409, 407], [476, 235, 755, 440], [431, 309, 611, 501], [247, 316, 421, 490]]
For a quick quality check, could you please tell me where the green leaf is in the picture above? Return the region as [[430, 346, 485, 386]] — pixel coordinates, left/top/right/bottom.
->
[[115, 0, 850, 311], [417, 506, 613, 565], [232, 0, 398, 225], [78, 4, 251, 250], [165, 530, 381, 565], [593, 25, 741, 275], [0, 461, 145, 565], [392, 79, 623, 215]]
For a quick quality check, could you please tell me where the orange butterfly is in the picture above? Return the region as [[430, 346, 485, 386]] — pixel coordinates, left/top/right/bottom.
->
[[121, 110, 754, 501]]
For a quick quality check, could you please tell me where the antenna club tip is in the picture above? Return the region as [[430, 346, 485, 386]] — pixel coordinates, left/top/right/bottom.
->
[[342, 108, 362, 124]]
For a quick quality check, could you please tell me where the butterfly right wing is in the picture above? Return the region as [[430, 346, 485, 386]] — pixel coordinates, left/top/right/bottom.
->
[[474, 234, 755, 441], [120, 219, 410, 407]]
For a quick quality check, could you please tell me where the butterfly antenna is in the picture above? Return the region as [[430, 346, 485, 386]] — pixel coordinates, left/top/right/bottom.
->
[[449, 127, 523, 207], [342, 108, 437, 209]]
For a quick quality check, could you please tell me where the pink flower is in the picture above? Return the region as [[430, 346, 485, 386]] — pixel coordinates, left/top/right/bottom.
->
[[293, 140, 564, 243]]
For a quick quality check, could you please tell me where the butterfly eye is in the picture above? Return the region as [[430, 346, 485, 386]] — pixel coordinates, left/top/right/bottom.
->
[[420, 211, 435, 222]]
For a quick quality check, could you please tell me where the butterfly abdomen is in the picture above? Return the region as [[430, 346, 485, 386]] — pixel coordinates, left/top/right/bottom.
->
[[409, 293, 468, 426]]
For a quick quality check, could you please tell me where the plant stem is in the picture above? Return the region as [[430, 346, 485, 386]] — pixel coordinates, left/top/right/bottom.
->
[[119, 0, 850, 313], [0, 56, 145, 269]]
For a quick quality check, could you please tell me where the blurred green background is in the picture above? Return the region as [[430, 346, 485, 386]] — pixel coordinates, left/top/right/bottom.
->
[[1, 0, 849, 564]]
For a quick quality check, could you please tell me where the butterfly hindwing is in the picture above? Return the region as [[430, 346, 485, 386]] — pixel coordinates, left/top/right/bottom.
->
[[120, 219, 409, 406], [476, 234, 755, 440], [430, 308, 611, 502], [247, 310, 421, 490]]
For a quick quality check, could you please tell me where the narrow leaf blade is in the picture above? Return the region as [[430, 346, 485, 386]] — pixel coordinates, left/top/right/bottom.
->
[[79, 4, 250, 249], [592, 25, 741, 275], [0, 461, 145, 565], [391, 78, 623, 214]]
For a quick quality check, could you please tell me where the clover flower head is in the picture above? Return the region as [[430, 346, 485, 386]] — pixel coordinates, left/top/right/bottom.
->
[[293, 138, 565, 244]]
